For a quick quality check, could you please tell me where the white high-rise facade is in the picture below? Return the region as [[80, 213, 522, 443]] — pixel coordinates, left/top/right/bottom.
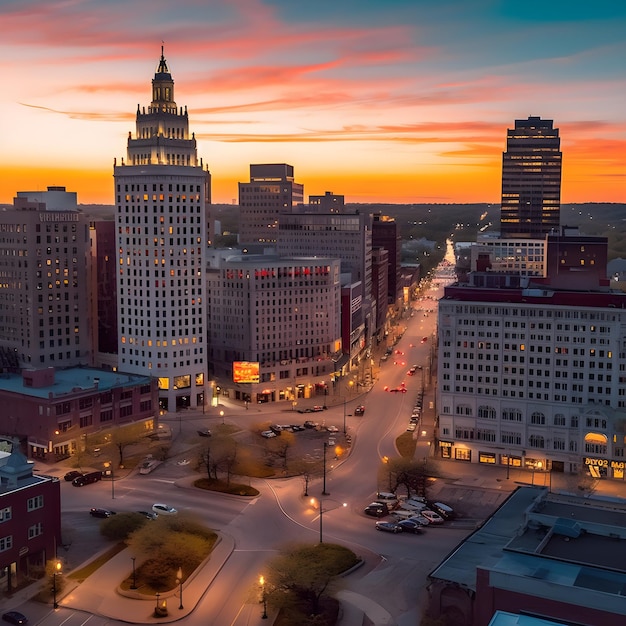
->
[[114, 49, 210, 411]]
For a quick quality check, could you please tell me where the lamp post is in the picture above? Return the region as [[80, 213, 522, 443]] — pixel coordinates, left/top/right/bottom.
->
[[52, 560, 61, 609], [220, 410, 224, 425], [176, 566, 184, 610], [343, 399, 347, 435], [131, 557, 137, 589], [259, 575, 268, 619], [313, 498, 347, 544], [155, 591, 160, 615], [322, 442, 329, 495]]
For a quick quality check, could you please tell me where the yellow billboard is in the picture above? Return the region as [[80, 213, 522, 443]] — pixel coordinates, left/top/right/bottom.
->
[[233, 361, 260, 384]]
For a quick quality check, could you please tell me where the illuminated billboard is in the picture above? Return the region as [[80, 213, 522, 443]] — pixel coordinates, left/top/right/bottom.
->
[[233, 361, 260, 384]]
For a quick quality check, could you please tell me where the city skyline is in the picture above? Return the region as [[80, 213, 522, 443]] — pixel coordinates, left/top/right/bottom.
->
[[1, 0, 624, 206]]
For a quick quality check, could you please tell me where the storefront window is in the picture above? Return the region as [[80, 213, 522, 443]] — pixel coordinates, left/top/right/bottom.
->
[[479, 452, 496, 464], [455, 448, 471, 462]]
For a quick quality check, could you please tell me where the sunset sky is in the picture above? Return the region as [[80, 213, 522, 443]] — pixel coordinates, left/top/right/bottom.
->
[[1, 0, 624, 205]]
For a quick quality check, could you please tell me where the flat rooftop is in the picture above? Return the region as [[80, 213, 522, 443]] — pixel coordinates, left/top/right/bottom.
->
[[0, 368, 151, 399]]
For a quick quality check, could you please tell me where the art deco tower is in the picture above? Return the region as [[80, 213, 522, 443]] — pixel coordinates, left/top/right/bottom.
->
[[500, 116, 562, 239], [114, 48, 210, 411]]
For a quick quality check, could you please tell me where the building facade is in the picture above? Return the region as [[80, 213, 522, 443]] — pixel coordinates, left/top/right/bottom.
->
[[114, 49, 210, 411], [0, 447, 61, 593], [0, 367, 158, 460], [238, 164, 304, 245], [207, 252, 342, 404], [0, 187, 91, 369], [437, 277, 626, 478], [500, 116, 561, 239]]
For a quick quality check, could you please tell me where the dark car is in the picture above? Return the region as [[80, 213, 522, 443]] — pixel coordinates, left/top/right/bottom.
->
[[64, 470, 83, 482], [2, 612, 28, 625], [364, 502, 389, 517], [375, 521, 402, 533], [90, 508, 116, 518], [354, 405, 365, 415], [303, 420, 317, 428], [137, 510, 158, 520], [197, 429, 211, 437], [396, 519, 424, 534], [72, 470, 102, 486]]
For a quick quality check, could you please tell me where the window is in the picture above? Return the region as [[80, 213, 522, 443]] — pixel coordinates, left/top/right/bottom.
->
[[0, 507, 11, 523], [0, 536, 12, 552], [27, 495, 44, 511], [28, 523, 43, 539], [530, 412, 546, 425]]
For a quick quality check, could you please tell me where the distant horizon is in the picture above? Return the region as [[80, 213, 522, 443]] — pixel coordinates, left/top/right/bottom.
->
[[2, 1, 624, 205]]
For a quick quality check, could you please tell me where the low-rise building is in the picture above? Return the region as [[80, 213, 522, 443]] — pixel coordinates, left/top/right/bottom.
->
[[0, 445, 61, 593], [0, 367, 158, 460], [428, 486, 626, 625]]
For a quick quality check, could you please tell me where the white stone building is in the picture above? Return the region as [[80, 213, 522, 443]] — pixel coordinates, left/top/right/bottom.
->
[[114, 49, 210, 411], [437, 278, 626, 479]]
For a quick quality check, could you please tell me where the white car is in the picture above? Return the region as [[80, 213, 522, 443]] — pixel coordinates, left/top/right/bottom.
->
[[152, 503, 177, 516], [261, 430, 277, 438], [326, 425, 339, 433], [406, 423, 416, 432], [420, 509, 444, 524]]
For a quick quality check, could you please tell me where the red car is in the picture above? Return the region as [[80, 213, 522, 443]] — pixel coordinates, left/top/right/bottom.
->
[[421, 337, 428, 343]]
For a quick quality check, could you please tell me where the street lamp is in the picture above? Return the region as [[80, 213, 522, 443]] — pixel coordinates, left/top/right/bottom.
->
[[322, 442, 329, 495], [52, 560, 61, 608], [259, 575, 268, 619], [343, 399, 347, 435], [131, 556, 137, 589], [155, 591, 160, 615], [176, 566, 184, 610], [313, 498, 347, 544], [220, 410, 225, 425]]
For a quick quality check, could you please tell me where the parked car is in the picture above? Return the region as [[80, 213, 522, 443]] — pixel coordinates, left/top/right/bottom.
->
[[261, 430, 277, 438], [311, 406, 325, 412], [2, 611, 28, 625], [420, 509, 445, 524], [137, 510, 158, 520], [72, 471, 102, 487], [407, 514, 431, 526], [364, 502, 389, 517], [64, 470, 83, 482], [389, 387, 408, 393], [354, 405, 365, 415], [197, 429, 211, 437], [376, 491, 398, 502], [396, 519, 424, 534], [326, 425, 339, 433], [375, 521, 402, 533], [421, 336, 428, 343], [290, 424, 306, 431], [269, 424, 283, 435], [303, 420, 317, 428], [406, 423, 416, 432], [152, 503, 177, 516], [90, 508, 115, 518], [429, 501, 455, 519]]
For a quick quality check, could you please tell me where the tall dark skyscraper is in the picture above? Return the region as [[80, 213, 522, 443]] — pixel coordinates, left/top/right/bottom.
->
[[500, 116, 562, 239]]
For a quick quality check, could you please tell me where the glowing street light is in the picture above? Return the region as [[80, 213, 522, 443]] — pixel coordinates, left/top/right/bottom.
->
[[259, 575, 268, 619], [52, 560, 62, 609], [176, 566, 184, 610]]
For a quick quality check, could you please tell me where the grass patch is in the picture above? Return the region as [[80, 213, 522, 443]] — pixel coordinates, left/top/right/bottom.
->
[[396, 432, 417, 458], [68, 542, 127, 582], [194, 477, 260, 496]]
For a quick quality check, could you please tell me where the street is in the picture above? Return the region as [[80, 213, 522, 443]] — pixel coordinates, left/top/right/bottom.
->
[[8, 258, 502, 626]]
